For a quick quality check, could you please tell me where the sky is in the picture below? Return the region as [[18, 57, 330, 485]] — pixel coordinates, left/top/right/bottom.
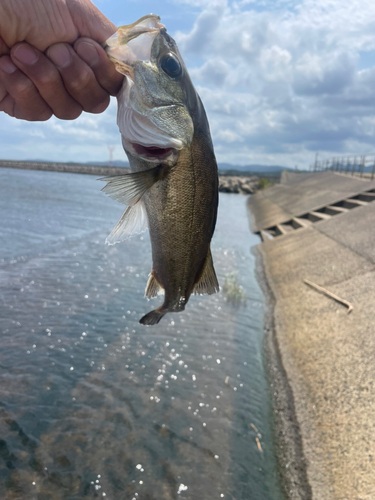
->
[[1, 0, 375, 168]]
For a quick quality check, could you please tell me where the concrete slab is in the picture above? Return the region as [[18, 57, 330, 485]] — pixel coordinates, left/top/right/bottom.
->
[[268, 263, 375, 500], [280, 171, 317, 185], [247, 192, 291, 232], [316, 202, 375, 263], [261, 226, 374, 300], [248, 171, 375, 499], [250, 172, 375, 231]]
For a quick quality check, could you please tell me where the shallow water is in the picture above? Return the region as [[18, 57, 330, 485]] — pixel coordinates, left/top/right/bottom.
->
[[0, 168, 283, 500]]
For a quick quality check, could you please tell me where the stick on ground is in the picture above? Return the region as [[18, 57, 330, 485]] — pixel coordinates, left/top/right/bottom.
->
[[303, 279, 353, 314]]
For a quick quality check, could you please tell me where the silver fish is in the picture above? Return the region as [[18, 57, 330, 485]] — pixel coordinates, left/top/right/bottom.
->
[[102, 15, 219, 325]]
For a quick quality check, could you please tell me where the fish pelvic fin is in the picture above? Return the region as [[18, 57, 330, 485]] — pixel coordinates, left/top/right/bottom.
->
[[106, 201, 148, 245], [100, 164, 168, 206], [139, 307, 167, 326], [145, 272, 163, 299], [193, 248, 219, 295]]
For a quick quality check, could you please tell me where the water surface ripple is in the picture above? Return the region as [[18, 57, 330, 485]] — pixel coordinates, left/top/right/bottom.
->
[[0, 168, 283, 500]]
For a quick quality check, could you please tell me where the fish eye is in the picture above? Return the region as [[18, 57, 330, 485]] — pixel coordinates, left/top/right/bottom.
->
[[160, 53, 182, 78]]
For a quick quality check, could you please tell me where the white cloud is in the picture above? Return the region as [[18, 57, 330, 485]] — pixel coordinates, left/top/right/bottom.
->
[[29, 130, 46, 139], [2, 0, 375, 168], [260, 45, 292, 82], [190, 58, 231, 86], [174, 0, 375, 167], [175, 0, 227, 53], [216, 129, 244, 143]]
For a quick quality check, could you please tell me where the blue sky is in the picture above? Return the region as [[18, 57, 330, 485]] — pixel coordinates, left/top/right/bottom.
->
[[1, 0, 375, 168]]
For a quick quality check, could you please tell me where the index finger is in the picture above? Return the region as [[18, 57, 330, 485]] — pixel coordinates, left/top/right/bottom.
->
[[74, 38, 123, 96]]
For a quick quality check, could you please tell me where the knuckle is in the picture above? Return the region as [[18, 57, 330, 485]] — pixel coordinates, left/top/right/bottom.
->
[[36, 68, 60, 87], [68, 68, 92, 92], [13, 78, 38, 101]]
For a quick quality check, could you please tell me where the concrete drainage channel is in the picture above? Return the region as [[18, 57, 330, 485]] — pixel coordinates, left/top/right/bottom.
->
[[258, 187, 375, 241]]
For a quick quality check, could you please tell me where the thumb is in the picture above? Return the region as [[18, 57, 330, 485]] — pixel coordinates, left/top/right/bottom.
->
[[67, 0, 118, 44]]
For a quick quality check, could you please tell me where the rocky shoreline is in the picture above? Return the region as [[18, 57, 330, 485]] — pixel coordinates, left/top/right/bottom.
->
[[219, 175, 259, 193], [0, 160, 260, 194]]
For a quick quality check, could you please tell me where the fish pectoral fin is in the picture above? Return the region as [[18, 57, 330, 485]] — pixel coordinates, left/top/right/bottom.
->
[[100, 164, 166, 206], [145, 272, 163, 299], [193, 248, 220, 295], [105, 200, 148, 245]]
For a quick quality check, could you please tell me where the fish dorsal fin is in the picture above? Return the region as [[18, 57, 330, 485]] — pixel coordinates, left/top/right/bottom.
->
[[101, 164, 165, 206], [193, 248, 219, 295], [106, 201, 148, 245], [145, 272, 163, 299]]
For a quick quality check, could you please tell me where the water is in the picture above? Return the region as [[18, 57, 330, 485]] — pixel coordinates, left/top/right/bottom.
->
[[0, 168, 283, 500]]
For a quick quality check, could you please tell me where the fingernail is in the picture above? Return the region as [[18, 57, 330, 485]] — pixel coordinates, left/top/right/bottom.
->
[[48, 44, 71, 68], [13, 44, 38, 65], [0, 56, 17, 74], [76, 41, 99, 67]]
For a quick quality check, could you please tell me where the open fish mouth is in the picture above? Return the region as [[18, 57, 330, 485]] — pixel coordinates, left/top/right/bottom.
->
[[131, 143, 175, 161], [104, 15, 164, 79], [105, 15, 193, 161]]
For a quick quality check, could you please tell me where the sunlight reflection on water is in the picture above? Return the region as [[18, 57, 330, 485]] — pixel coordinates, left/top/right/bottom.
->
[[0, 168, 283, 500]]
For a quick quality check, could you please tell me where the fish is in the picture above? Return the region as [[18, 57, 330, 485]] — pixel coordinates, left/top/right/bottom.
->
[[102, 14, 219, 325]]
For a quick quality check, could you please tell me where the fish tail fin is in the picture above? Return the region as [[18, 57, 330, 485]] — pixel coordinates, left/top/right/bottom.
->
[[139, 307, 167, 326]]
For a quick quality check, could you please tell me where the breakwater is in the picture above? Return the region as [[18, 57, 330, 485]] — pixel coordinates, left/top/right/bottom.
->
[[0, 160, 260, 194], [0, 159, 127, 176]]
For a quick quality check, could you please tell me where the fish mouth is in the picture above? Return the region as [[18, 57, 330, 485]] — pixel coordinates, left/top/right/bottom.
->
[[131, 143, 176, 161], [104, 15, 163, 78]]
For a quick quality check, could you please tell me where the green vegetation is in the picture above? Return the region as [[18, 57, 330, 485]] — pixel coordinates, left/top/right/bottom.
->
[[223, 272, 247, 305], [258, 177, 273, 189]]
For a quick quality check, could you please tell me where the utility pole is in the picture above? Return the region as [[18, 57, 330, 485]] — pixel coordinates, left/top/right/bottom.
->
[[107, 146, 115, 167], [314, 152, 319, 171]]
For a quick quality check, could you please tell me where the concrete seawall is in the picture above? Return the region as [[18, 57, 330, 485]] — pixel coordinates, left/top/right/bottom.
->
[[248, 171, 375, 500]]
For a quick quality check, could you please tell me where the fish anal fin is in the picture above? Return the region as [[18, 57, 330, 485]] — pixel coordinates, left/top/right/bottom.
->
[[145, 272, 163, 299], [106, 200, 148, 245], [100, 164, 168, 206], [193, 248, 219, 295]]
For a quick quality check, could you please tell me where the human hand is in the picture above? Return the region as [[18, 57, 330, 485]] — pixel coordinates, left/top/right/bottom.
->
[[0, 0, 123, 121], [0, 39, 123, 120]]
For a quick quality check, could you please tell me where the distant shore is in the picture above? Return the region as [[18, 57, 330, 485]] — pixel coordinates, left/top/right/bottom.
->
[[0, 160, 261, 194]]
